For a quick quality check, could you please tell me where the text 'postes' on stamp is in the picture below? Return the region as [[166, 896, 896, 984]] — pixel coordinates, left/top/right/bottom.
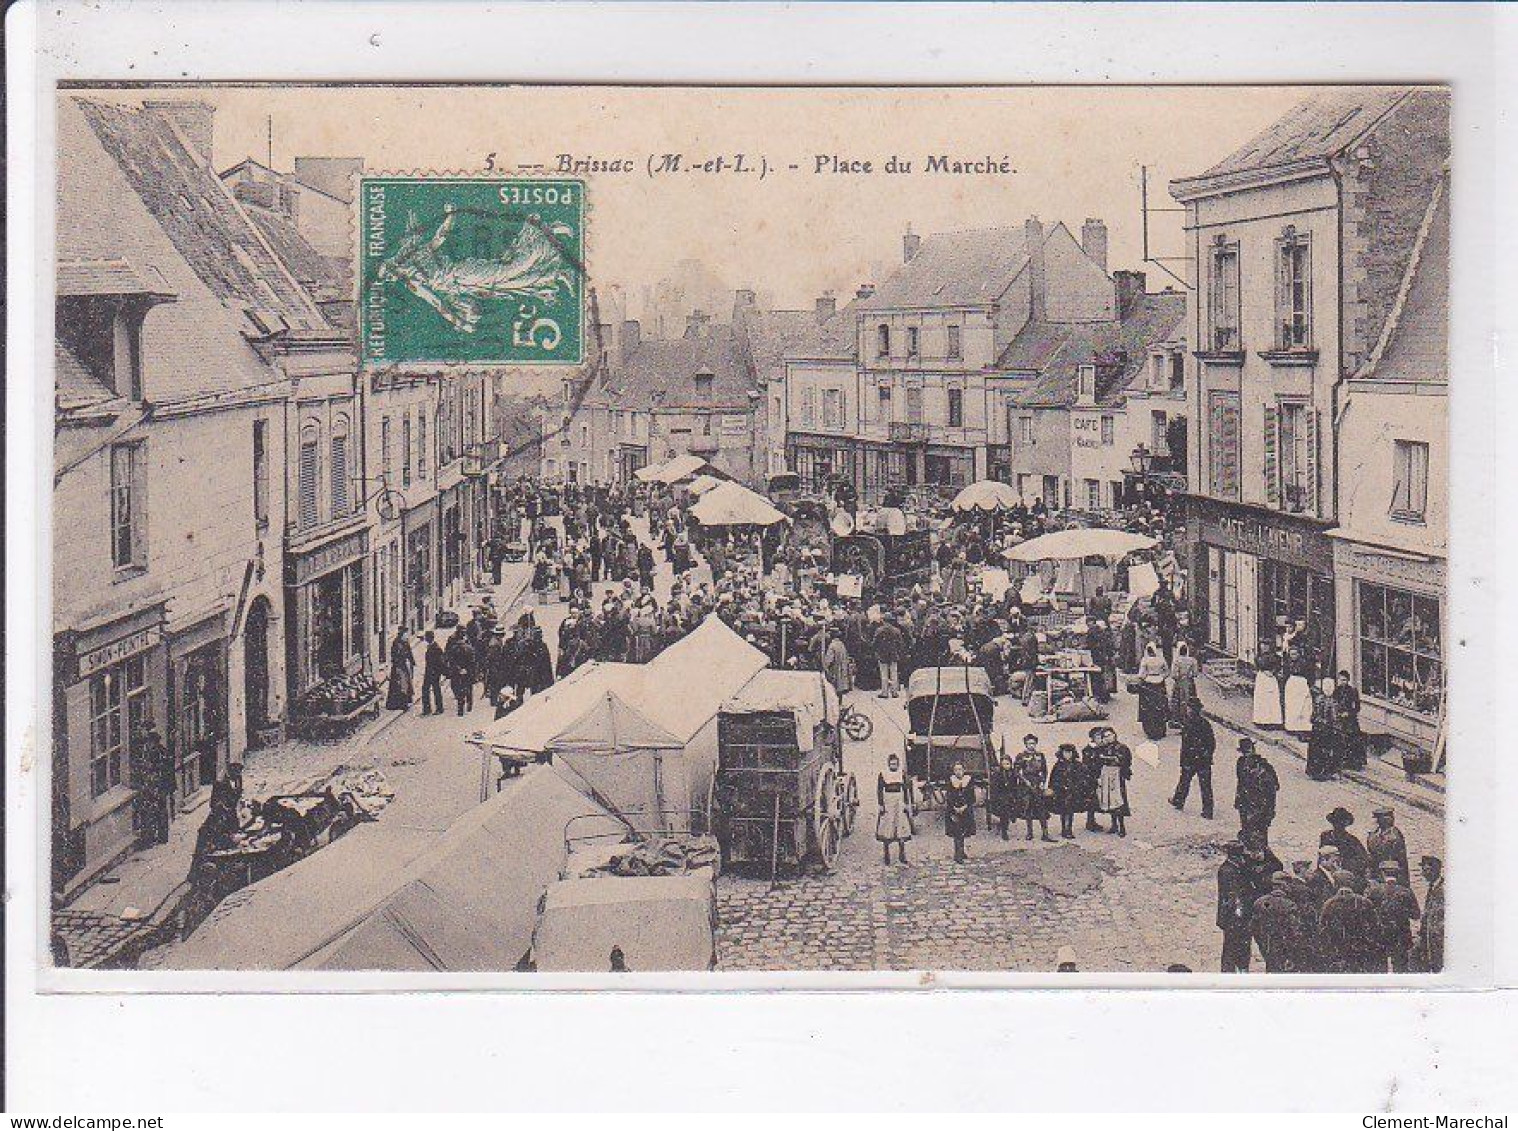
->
[[359, 177, 586, 367]]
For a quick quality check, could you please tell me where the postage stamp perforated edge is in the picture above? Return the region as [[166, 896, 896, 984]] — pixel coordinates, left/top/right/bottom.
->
[[352, 169, 590, 370]]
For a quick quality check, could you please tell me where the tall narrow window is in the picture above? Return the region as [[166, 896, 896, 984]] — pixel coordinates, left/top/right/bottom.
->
[[906, 385, 924, 424], [1276, 401, 1309, 513], [418, 413, 428, 477], [1391, 440, 1430, 521], [1276, 230, 1312, 349], [1076, 365, 1096, 403], [946, 325, 962, 360], [1170, 350, 1185, 390], [695, 372, 714, 402], [946, 387, 964, 428], [1100, 415, 1115, 446], [381, 416, 392, 488], [823, 389, 843, 429], [110, 442, 145, 569], [1019, 416, 1034, 446], [877, 383, 892, 422], [330, 415, 351, 516], [297, 424, 320, 528], [906, 327, 920, 357], [402, 414, 413, 488], [252, 420, 269, 527], [1208, 240, 1241, 351], [876, 324, 890, 358]]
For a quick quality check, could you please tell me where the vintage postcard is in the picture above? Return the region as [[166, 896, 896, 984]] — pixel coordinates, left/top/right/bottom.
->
[[47, 81, 1451, 979]]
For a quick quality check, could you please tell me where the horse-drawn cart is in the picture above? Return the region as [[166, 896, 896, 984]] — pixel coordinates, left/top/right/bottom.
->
[[712, 671, 859, 882]]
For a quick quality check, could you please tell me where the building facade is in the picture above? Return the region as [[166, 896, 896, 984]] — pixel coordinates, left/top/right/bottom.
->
[[1169, 87, 1449, 718]]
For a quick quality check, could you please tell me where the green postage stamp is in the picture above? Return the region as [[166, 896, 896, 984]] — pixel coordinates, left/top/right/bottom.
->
[[359, 177, 585, 366]]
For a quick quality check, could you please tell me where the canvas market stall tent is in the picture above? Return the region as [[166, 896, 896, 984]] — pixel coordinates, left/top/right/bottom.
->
[[689, 480, 790, 528], [633, 453, 722, 486], [470, 616, 769, 833], [1003, 527, 1159, 602], [951, 479, 1022, 513], [162, 766, 608, 972]]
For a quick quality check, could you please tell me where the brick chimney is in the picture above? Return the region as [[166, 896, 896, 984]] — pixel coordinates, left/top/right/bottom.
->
[[815, 292, 837, 324], [620, 319, 641, 364], [1024, 217, 1047, 321], [856, 283, 876, 301], [732, 289, 758, 322], [1113, 270, 1147, 321], [685, 310, 711, 339], [903, 225, 922, 263], [1081, 219, 1109, 272], [143, 100, 215, 166]]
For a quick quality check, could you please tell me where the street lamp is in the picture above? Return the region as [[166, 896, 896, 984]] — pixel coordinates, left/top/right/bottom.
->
[[1129, 443, 1153, 475]]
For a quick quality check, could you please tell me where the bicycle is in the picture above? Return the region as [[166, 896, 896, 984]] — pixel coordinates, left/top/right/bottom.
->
[[838, 700, 875, 743]]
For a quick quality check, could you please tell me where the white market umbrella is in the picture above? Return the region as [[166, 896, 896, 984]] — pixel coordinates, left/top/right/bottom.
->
[[688, 474, 722, 497], [1002, 528, 1158, 564], [689, 481, 789, 527], [950, 480, 1022, 513]]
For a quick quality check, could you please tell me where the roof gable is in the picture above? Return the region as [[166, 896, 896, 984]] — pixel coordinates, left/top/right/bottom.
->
[[858, 226, 1031, 310], [1012, 292, 1187, 408]]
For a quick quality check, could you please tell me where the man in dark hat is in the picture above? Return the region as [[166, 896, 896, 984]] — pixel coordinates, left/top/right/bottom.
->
[[1216, 840, 1255, 972], [1367, 806, 1410, 881], [1233, 737, 1279, 843], [420, 630, 446, 717], [1320, 807, 1371, 879], [1171, 697, 1216, 818], [1417, 855, 1444, 972]]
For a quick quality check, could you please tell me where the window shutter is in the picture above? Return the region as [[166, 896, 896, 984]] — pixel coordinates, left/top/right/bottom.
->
[[1304, 408, 1319, 516], [1274, 239, 1289, 349], [331, 434, 349, 516], [299, 441, 320, 527], [1263, 404, 1279, 508]]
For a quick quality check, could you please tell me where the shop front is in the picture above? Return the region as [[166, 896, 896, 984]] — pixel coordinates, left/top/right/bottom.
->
[[618, 443, 649, 483], [285, 527, 369, 701], [786, 433, 856, 493], [923, 444, 974, 489], [52, 603, 169, 893], [403, 499, 438, 631], [168, 609, 232, 804], [1185, 495, 1337, 674], [1332, 538, 1445, 751], [859, 441, 911, 504], [440, 486, 464, 601]]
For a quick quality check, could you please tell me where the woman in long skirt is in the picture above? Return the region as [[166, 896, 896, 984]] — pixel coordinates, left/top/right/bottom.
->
[[1305, 684, 1339, 781], [1252, 639, 1285, 728], [944, 762, 977, 863], [385, 630, 414, 710], [1169, 641, 1199, 725], [876, 753, 916, 864], [1014, 738, 1055, 842], [1283, 670, 1314, 735], [988, 752, 1019, 840], [1095, 732, 1132, 836], [1136, 643, 1170, 741]]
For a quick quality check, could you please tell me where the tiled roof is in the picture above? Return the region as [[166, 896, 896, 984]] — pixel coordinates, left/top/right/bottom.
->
[[243, 205, 350, 304], [1013, 292, 1187, 409], [996, 319, 1076, 372], [785, 302, 859, 362], [856, 227, 1031, 310], [1360, 174, 1448, 384], [598, 324, 755, 412], [55, 341, 120, 410], [57, 258, 174, 298], [1175, 87, 1409, 188], [741, 307, 818, 374], [57, 97, 295, 405], [73, 99, 325, 331]]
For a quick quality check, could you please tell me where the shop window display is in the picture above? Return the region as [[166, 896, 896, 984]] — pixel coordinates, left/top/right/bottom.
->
[[1358, 582, 1442, 715]]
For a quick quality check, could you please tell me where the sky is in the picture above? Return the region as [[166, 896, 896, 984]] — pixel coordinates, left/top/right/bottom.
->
[[73, 83, 1313, 315]]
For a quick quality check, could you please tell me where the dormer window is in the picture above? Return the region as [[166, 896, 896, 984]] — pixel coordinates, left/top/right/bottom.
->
[[1077, 364, 1097, 403], [695, 372, 714, 401]]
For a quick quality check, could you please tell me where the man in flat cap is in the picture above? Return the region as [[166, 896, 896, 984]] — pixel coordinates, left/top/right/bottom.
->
[[1417, 855, 1444, 972], [1369, 858, 1422, 972], [1251, 871, 1309, 973], [1216, 840, 1255, 973], [1367, 806, 1410, 881]]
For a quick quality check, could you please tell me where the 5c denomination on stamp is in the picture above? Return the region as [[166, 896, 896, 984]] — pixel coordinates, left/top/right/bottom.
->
[[359, 176, 585, 366]]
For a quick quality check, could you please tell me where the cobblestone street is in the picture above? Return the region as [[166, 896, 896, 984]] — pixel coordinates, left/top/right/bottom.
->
[[718, 679, 1445, 973]]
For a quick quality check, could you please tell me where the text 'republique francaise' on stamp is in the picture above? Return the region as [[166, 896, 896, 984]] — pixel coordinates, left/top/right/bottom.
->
[[359, 176, 586, 367]]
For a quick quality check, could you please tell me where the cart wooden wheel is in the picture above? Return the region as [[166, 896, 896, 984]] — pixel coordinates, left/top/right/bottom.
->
[[840, 772, 860, 837], [812, 763, 842, 873]]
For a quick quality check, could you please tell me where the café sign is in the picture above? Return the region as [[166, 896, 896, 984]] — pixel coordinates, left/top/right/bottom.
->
[[1198, 502, 1333, 573]]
